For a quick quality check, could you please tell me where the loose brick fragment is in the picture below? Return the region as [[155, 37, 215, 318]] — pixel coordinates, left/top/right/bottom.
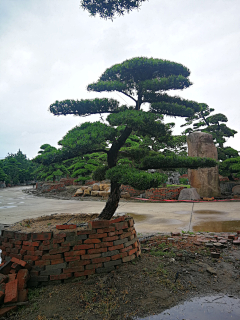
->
[[17, 269, 29, 291], [0, 306, 17, 317], [18, 289, 28, 302], [56, 225, 77, 230], [4, 279, 18, 303]]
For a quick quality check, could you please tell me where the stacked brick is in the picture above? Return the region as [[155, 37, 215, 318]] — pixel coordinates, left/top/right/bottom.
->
[[145, 187, 184, 200], [0, 257, 30, 317], [120, 185, 144, 197], [0, 216, 140, 287]]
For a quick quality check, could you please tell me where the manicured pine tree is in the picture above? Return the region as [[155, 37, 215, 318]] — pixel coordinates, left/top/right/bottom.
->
[[46, 57, 216, 220]]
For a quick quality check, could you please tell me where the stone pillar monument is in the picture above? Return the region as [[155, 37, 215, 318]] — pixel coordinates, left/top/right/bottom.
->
[[187, 132, 220, 198]]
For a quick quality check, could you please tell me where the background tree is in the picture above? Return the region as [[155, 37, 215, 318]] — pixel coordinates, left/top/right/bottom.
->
[[0, 150, 37, 185], [80, 0, 148, 19], [34, 144, 69, 182], [181, 103, 238, 160], [67, 152, 107, 183], [48, 57, 216, 220]]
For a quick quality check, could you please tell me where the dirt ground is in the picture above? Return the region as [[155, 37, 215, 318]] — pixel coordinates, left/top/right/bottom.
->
[[3, 187, 239, 319], [3, 232, 240, 320]]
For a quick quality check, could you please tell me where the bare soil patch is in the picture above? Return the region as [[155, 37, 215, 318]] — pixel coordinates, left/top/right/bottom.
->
[[4, 233, 240, 320], [8, 213, 99, 233]]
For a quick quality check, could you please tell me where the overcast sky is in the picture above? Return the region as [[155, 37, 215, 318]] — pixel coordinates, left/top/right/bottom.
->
[[1, 0, 240, 159]]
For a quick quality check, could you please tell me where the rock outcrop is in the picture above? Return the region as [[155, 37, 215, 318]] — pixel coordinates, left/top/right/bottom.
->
[[178, 188, 201, 200], [187, 132, 220, 198]]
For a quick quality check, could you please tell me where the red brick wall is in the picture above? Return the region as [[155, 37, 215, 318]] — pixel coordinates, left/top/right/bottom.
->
[[120, 185, 144, 197], [145, 187, 185, 200], [60, 178, 76, 186], [0, 216, 140, 287]]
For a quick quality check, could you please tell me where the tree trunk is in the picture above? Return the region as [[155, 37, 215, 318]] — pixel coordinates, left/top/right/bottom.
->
[[98, 181, 121, 220]]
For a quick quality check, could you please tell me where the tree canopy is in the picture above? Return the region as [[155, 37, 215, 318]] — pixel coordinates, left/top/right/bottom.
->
[[80, 0, 148, 19], [0, 150, 37, 185], [48, 57, 216, 219], [181, 103, 238, 161]]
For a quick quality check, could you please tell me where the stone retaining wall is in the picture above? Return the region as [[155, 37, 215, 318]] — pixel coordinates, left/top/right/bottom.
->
[[0, 216, 140, 287]]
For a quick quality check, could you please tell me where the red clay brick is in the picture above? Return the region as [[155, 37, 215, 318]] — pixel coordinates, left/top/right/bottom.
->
[[23, 255, 40, 261], [17, 269, 29, 291], [65, 256, 81, 262], [122, 254, 136, 262], [31, 232, 52, 241], [97, 227, 115, 234], [110, 216, 125, 224], [102, 236, 118, 242], [120, 245, 133, 253], [18, 289, 28, 302], [4, 279, 18, 303], [56, 225, 77, 230], [0, 306, 18, 317], [42, 240, 51, 245], [31, 250, 43, 256], [53, 238, 65, 244], [63, 266, 84, 273], [23, 241, 39, 247], [35, 260, 51, 266], [53, 233, 66, 239], [86, 263, 102, 270], [111, 252, 127, 261], [51, 259, 64, 265], [10, 248, 19, 254], [119, 231, 132, 240], [69, 260, 91, 267], [88, 248, 107, 254], [81, 253, 101, 260], [64, 250, 85, 257], [74, 269, 95, 277], [73, 244, 94, 250], [95, 242, 113, 249], [15, 233, 29, 241], [128, 248, 137, 256], [108, 244, 124, 251], [113, 221, 128, 230], [42, 254, 62, 260], [8, 274, 16, 282], [128, 219, 134, 227], [92, 256, 111, 263], [88, 232, 107, 239], [108, 231, 117, 237], [77, 230, 94, 235], [20, 250, 27, 255], [90, 220, 110, 229], [84, 239, 101, 244], [49, 247, 70, 255], [11, 257, 27, 267]]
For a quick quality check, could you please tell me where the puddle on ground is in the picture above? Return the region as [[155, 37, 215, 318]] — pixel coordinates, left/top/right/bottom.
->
[[194, 210, 226, 215], [149, 218, 182, 225], [0, 206, 17, 209], [137, 295, 240, 320], [192, 220, 240, 232]]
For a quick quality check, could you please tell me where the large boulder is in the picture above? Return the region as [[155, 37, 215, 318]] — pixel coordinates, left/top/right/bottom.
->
[[232, 185, 240, 195], [178, 188, 200, 200], [187, 132, 220, 198]]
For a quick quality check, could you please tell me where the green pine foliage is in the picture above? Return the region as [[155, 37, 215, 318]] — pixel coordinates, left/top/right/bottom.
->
[[33, 145, 69, 182], [181, 103, 238, 160], [80, 0, 147, 19], [0, 150, 37, 185], [47, 57, 217, 219]]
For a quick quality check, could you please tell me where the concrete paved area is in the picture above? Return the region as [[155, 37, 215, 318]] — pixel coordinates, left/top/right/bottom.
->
[[1, 186, 240, 234]]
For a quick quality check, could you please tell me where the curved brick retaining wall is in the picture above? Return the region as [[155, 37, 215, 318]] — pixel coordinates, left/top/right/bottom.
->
[[0, 216, 141, 287]]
